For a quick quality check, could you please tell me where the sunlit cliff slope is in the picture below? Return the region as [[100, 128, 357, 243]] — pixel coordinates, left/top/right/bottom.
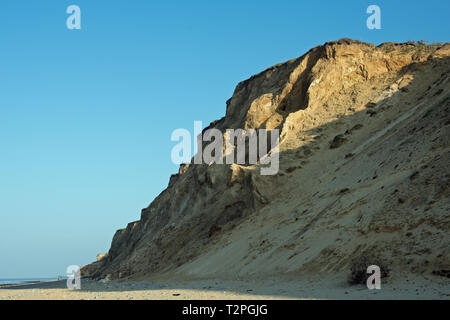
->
[[82, 39, 450, 282]]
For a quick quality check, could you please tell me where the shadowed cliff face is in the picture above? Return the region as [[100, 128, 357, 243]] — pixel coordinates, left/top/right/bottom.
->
[[82, 39, 450, 281]]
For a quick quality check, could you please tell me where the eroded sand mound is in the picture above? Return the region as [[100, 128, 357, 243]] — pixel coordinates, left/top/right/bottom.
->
[[82, 39, 450, 283]]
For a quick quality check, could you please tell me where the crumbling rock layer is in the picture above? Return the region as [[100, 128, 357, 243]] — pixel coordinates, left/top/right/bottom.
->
[[82, 39, 450, 281]]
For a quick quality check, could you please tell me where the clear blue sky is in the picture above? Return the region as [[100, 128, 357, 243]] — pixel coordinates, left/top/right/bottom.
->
[[0, 0, 448, 278]]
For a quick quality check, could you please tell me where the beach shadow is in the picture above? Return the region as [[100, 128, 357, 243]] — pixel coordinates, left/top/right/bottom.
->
[[0, 280, 68, 290]]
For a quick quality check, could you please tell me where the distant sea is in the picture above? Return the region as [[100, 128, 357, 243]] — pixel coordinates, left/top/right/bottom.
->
[[0, 278, 59, 285]]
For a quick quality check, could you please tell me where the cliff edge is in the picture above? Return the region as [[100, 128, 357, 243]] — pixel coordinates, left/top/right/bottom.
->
[[82, 39, 450, 282]]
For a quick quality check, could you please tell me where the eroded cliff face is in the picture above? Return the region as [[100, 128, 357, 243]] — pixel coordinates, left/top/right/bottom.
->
[[82, 39, 450, 281]]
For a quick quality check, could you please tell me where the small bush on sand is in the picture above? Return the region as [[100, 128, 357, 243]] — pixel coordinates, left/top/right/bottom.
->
[[348, 257, 389, 285]]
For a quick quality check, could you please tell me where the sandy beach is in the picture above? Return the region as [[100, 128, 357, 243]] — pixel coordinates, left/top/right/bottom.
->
[[1, 273, 448, 300]]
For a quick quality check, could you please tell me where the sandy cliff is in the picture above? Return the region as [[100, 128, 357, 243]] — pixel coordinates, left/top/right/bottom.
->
[[82, 39, 450, 283]]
